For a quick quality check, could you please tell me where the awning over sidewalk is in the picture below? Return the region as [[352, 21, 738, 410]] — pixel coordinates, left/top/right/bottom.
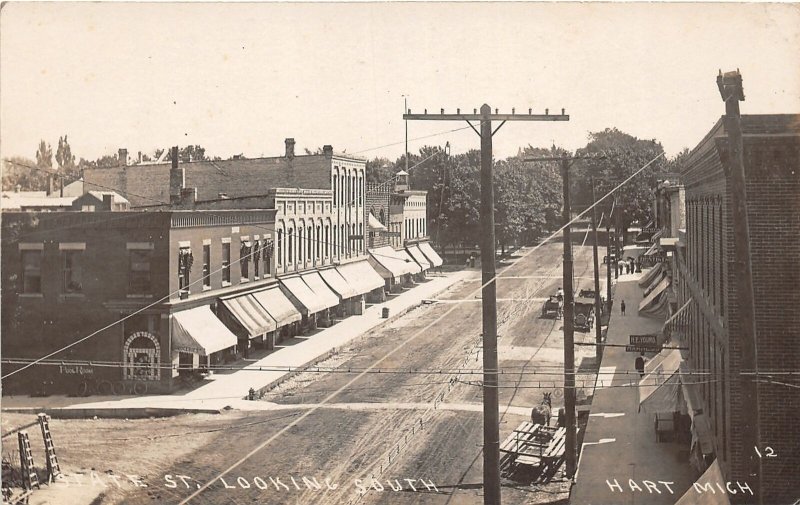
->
[[662, 298, 693, 343], [418, 241, 444, 267], [639, 348, 683, 413], [171, 306, 238, 356], [674, 460, 731, 505], [337, 260, 385, 294], [637, 262, 664, 288], [406, 244, 431, 271], [319, 267, 359, 299], [678, 362, 715, 457], [643, 242, 660, 256], [219, 293, 277, 338], [639, 276, 670, 312], [280, 275, 327, 315], [368, 213, 387, 231], [301, 271, 340, 309], [251, 286, 302, 327], [368, 246, 420, 279]]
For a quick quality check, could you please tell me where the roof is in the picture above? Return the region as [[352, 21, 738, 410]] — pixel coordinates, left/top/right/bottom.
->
[[1, 191, 76, 210], [83, 152, 365, 207], [86, 191, 130, 204]]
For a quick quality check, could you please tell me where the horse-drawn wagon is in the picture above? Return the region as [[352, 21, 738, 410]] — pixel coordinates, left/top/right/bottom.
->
[[541, 295, 563, 319]]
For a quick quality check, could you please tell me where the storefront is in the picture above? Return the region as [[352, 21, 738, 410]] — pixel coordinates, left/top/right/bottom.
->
[[171, 306, 239, 373], [218, 292, 277, 354], [279, 275, 328, 331]]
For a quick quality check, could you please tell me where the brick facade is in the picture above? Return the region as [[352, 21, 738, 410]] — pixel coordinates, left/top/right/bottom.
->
[[678, 114, 800, 504]]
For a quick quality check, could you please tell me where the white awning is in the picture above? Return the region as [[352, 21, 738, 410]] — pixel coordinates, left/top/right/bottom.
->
[[662, 298, 693, 333], [639, 277, 670, 312], [280, 275, 327, 315], [418, 241, 444, 267], [171, 306, 238, 356], [368, 213, 387, 231], [368, 246, 419, 279], [638, 348, 682, 413], [319, 267, 359, 299], [219, 293, 276, 337], [337, 260, 385, 294], [301, 271, 340, 310], [406, 244, 431, 270], [251, 286, 302, 327], [674, 460, 731, 505]]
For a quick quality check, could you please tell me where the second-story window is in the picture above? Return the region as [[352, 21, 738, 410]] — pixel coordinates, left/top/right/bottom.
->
[[253, 239, 261, 278], [178, 247, 193, 293], [222, 242, 231, 284], [129, 249, 152, 295], [277, 230, 283, 267], [62, 250, 83, 293], [22, 250, 42, 294], [263, 238, 273, 275], [202, 245, 211, 288], [240, 239, 251, 281]]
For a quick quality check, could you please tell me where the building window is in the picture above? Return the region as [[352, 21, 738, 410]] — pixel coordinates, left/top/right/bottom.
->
[[202, 245, 211, 288], [288, 228, 294, 264], [333, 174, 338, 206], [62, 250, 83, 293], [178, 247, 193, 293], [325, 225, 330, 258], [240, 240, 251, 280], [124, 331, 160, 381], [308, 226, 313, 261], [253, 239, 261, 278], [22, 250, 42, 294], [298, 227, 304, 263], [263, 238, 273, 275], [316, 225, 322, 260], [222, 242, 231, 284], [379, 208, 385, 225], [277, 230, 283, 267], [128, 250, 152, 294]]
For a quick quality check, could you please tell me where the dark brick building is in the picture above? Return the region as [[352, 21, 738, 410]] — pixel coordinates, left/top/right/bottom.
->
[[675, 114, 800, 503], [2, 209, 277, 395]]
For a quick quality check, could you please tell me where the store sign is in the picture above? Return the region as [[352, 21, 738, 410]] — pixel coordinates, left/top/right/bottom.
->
[[630, 334, 658, 345], [59, 365, 95, 375], [626, 344, 661, 353]]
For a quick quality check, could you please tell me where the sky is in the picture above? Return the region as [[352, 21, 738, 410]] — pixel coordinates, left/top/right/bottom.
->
[[1, 2, 799, 164]]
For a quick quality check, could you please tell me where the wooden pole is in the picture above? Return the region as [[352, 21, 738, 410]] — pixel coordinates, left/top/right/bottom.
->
[[561, 156, 577, 478]]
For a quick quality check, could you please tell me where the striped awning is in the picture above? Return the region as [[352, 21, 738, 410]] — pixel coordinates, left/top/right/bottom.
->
[[406, 244, 431, 270], [638, 348, 682, 413], [219, 293, 276, 337], [301, 271, 340, 310], [418, 241, 444, 267], [250, 286, 302, 327]]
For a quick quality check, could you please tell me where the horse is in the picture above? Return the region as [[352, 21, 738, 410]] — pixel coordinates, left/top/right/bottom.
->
[[531, 392, 552, 426]]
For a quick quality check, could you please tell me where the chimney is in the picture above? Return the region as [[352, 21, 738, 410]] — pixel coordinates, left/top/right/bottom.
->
[[169, 146, 184, 205], [118, 148, 128, 167], [322, 145, 333, 159], [285, 138, 296, 159], [102, 194, 113, 211], [137, 151, 143, 164], [46, 173, 56, 196], [180, 187, 197, 207], [14, 184, 21, 193]]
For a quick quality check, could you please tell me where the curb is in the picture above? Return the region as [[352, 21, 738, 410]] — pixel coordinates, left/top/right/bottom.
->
[[251, 274, 469, 398]]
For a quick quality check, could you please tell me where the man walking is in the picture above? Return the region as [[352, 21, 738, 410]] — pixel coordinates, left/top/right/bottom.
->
[[635, 352, 646, 378], [620, 299, 626, 316]]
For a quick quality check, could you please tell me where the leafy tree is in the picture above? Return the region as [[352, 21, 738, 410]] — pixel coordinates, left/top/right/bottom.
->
[[571, 128, 668, 241], [35, 140, 53, 170], [365, 156, 396, 184], [1, 156, 45, 191]]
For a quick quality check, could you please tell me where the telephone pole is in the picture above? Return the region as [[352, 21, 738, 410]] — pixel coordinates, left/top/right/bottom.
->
[[405, 105, 568, 505], [591, 177, 603, 362], [717, 69, 762, 504], [606, 198, 613, 310], [523, 153, 606, 479]]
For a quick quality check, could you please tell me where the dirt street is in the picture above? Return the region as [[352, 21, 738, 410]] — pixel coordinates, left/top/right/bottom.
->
[[3, 240, 607, 505]]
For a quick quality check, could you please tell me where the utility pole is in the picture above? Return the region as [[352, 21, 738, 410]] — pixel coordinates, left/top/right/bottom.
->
[[717, 69, 762, 504], [591, 177, 603, 362], [523, 153, 606, 479], [606, 198, 613, 310], [405, 105, 568, 505], [404, 96, 410, 173]]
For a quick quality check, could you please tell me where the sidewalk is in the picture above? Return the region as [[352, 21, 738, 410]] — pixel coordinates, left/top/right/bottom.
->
[[3, 270, 472, 416], [571, 270, 695, 505]]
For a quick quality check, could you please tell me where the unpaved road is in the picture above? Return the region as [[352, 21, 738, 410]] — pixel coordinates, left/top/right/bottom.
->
[[4, 240, 607, 505]]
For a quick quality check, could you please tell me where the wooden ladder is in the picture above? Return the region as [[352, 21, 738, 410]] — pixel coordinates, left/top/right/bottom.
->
[[17, 431, 40, 490], [38, 413, 61, 483]]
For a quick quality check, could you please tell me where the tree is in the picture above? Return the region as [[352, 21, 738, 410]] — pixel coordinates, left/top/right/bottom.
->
[[35, 140, 53, 170], [571, 128, 668, 239], [1, 156, 44, 191]]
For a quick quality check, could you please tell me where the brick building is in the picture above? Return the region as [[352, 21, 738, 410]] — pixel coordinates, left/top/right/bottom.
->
[[669, 114, 800, 503], [1, 209, 277, 395]]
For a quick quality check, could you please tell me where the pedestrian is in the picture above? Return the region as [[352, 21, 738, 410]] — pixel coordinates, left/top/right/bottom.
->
[[635, 352, 646, 378], [620, 299, 626, 316]]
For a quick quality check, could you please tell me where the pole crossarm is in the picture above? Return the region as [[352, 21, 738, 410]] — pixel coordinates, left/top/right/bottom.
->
[[403, 113, 569, 122], [465, 120, 481, 137]]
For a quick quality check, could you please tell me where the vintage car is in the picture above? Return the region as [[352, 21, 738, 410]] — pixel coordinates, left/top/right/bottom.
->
[[542, 295, 563, 319]]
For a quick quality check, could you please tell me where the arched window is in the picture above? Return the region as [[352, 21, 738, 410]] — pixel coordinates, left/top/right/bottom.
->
[[124, 331, 160, 381], [333, 174, 338, 206], [325, 224, 330, 258], [287, 228, 294, 265], [341, 224, 346, 255], [307, 226, 312, 261], [277, 229, 283, 267], [298, 227, 304, 264], [316, 225, 322, 260]]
